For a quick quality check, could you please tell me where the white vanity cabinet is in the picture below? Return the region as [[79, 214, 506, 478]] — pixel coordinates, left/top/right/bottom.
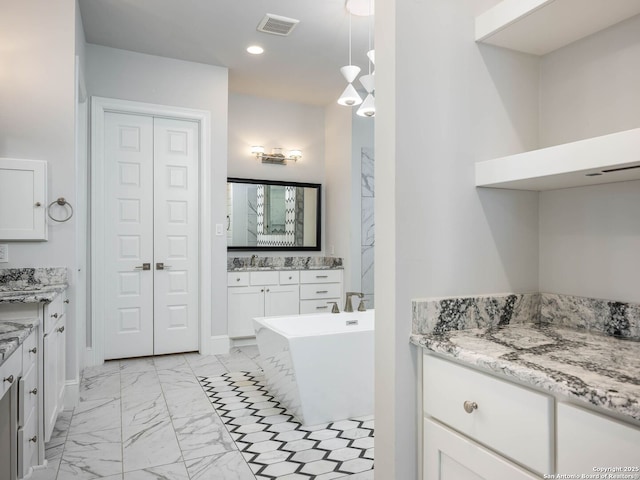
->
[[227, 269, 344, 338], [422, 355, 553, 479], [557, 403, 640, 475], [299, 270, 343, 314], [43, 294, 66, 442], [227, 271, 300, 338]]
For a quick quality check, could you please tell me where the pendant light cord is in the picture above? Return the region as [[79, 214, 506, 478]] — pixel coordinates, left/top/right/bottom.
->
[[348, 13, 352, 66]]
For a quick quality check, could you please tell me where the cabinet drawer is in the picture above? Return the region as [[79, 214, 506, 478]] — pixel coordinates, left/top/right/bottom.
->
[[18, 363, 38, 428], [423, 355, 553, 474], [17, 407, 38, 479], [0, 344, 22, 400], [300, 299, 341, 314], [279, 271, 300, 285], [557, 403, 640, 475], [250, 271, 279, 286], [300, 283, 342, 300], [227, 272, 249, 286], [300, 270, 342, 284], [21, 331, 38, 372], [44, 293, 64, 333]]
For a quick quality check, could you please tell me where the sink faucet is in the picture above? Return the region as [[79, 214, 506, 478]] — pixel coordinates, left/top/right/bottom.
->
[[344, 292, 364, 312], [250, 254, 258, 267]]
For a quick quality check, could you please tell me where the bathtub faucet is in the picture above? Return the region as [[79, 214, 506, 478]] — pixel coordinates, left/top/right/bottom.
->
[[344, 292, 364, 312]]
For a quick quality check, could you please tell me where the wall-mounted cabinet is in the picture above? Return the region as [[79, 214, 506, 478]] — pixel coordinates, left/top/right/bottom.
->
[[0, 159, 48, 241], [475, 128, 640, 191], [475, 0, 640, 55]]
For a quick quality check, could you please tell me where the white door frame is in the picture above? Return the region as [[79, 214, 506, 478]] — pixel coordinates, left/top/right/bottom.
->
[[89, 96, 212, 366]]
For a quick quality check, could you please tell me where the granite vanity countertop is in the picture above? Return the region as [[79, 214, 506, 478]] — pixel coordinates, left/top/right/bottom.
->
[[0, 284, 67, 304], [228, 256, 343, 272], [0, 318, 39, 366], [410, 323, 640, 422]]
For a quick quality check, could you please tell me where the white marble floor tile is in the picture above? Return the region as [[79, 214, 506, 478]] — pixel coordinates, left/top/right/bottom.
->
[[121, 391, 169, 428], [341, 470, 375, 480], [120, 357, 155, 374], [57, 428, 122, 480], [186, 451, 256, 480], [184, 353, 229, 377], [79, 372, 121, 402], [82, 361, 120, 380], [172, 412, 236, 460], [152, 354, 187, 370], [122, 419, 182, 472], [156, 366, 200, 391], [217, 357, 260, 373], [120, 371, 162, 397], [123, 462, 189, 480], [163, 386, 214, 419], [68, 398, 121, 436], [95, 476, 123, 480], [50, 410, 74, 440]]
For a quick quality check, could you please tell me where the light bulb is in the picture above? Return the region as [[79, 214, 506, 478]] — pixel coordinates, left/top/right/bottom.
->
[[337, 83, 363, 107]]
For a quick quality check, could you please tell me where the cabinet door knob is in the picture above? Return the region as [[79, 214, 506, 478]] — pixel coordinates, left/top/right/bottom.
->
[[266, 288, 270, 292], [261, 289, 264, 292], [51, 313, 59, 319], [236, 278, 241, 282], [64, 299, 70, 304], [3, 375, 14, 384], [29, 436, 37, 443], [463, 401, 478, 414], [29, 347, 37, 354], [30, 388, 38, 395], [35, 202, 42, 207], [57, 326, 65, 333]]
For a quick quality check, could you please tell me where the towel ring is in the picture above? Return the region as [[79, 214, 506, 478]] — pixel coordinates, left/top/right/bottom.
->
[[47, 197, 74, 223]]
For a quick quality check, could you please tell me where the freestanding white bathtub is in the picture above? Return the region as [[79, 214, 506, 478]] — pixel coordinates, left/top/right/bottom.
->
[[253, 310, 374, 426]]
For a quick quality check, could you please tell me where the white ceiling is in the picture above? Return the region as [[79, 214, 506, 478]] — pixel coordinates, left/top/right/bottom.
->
[[78, 0, 374, 106]]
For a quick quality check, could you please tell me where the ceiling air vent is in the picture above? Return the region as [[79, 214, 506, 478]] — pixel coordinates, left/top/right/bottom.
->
[[257, 14, 300, 36]]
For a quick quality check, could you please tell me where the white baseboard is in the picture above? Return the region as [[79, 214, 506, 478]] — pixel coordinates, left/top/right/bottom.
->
[[231, 337, 257, 348], [210, 335, 230, 355], [64, 378, 79, 409]]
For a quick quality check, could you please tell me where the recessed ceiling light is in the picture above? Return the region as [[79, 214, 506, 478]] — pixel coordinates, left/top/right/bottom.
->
[[247, 45, 264, 55]]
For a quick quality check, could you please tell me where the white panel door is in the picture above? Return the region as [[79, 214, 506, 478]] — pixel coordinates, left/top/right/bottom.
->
[[152, 117, 199, 355], [104, 112, 154, 359]]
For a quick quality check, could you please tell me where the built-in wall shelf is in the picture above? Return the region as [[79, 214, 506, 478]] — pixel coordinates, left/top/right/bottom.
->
[[475, 128, 640, 191], [476, 0, 640, 55]]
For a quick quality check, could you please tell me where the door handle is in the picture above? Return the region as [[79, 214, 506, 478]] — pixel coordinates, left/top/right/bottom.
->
[[156, 263, 172, 270], [134, 263, 151, 270]]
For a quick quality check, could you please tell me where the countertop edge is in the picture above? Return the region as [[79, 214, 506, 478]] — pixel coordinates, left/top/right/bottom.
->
[[410, 333, 640, 424], [0, 284, 68, 304], [0, 318, 40, 366]]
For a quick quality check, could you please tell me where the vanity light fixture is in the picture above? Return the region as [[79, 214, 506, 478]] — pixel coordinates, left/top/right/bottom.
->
[[251, 146, 302, 165]]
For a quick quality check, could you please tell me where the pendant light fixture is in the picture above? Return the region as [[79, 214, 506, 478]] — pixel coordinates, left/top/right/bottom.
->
[[356, 5, 375, 117], [337, 12, 363, 107]]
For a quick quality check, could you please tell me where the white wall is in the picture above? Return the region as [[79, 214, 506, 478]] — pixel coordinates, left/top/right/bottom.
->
[[324, 103, 355, 292], [86, 44, 229, 337], [228, 93, 325, 184], [538, 14, 640, 304], [375, 0, 540, 477], [0, 0, 79, 389]]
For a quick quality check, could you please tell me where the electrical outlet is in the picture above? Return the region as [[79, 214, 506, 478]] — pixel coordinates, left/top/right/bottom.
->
[[0, 244, 8, 263], [215, 224, 223, 236]]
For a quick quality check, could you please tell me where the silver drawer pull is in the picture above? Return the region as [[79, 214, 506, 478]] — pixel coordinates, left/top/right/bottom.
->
[[30, 388, 38, 395], [316, 306, 328, 310], [57, 326, 65, 333], [316, 275, 328, 278], [316, 290, 328, 294], [3, 375, 14, 384], [463, 401, 478, 414], [29, 436, 37, 443], [64, 299, 70, 304], [29, 347, 37, 354], [51, 313, 59, 319]]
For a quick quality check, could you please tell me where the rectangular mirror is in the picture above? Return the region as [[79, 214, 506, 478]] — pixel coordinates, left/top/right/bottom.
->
[[227, 178, 321, 251]]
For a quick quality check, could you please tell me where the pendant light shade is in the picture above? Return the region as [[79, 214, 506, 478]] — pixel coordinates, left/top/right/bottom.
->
[[356, 93, 375, 117], [367, 49, 375, 65], [338, 83, 363, 106], [359, 74, 374, 94], [340, 65, 361, 84]]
